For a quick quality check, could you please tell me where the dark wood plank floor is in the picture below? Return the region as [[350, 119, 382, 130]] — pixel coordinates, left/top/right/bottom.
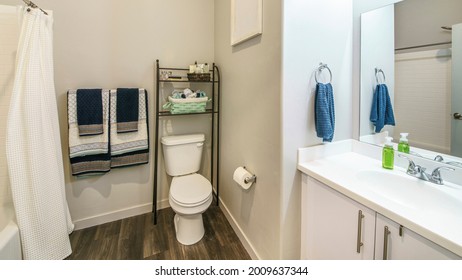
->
[[66, 202, 251, 260]]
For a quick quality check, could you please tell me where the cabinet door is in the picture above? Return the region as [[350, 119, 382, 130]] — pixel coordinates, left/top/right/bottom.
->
[[375, 214, 461, 260], [301, 175, 375, 260]]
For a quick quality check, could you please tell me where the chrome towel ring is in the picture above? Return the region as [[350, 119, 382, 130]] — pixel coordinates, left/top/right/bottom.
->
[[315, 63, 332, 84], [375, 68, 386, 84]]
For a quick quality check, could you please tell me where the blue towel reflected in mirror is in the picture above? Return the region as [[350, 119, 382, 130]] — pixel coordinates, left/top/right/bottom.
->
[[370, 84, 395, 133]]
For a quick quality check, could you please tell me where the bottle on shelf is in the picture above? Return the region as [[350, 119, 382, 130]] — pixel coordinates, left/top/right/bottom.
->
[[195, 61, 202, 74]]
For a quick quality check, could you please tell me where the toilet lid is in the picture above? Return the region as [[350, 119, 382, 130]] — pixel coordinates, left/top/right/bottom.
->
[[171, 174, 212, 205]]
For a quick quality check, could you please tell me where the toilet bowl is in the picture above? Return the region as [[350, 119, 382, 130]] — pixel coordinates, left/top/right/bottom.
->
[[161, 134, 212, 245], [169, 173, 212, 245]]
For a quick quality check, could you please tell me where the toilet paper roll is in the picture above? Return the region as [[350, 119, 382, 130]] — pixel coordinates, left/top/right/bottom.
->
[[233, 167, 253, 190]]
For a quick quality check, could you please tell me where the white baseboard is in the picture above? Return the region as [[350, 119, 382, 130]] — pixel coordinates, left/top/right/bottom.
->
[[72, 199, 170, 230], [219, 197, 260, 260]]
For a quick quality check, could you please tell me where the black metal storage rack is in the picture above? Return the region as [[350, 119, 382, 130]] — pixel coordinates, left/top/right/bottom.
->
[[152, 60, 220, 224]]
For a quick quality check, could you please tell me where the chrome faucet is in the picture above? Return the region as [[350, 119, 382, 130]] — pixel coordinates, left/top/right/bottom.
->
[[431, 166, 456, 185], [432, 155, 462, 167], [399, 154, 455, 185]]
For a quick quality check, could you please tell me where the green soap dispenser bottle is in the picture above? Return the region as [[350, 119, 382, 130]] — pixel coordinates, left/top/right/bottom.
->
[[382, 137, 394, 170], [398, 133, 410, 154]]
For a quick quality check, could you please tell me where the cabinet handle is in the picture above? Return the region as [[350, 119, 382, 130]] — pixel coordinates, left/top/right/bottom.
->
[[383, 226, 391, 260], [356, 210, 365, 253]]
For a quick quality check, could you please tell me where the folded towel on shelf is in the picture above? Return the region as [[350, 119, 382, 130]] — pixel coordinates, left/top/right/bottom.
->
[[315, 83, 335, 142], [370, 84, 395, 133], [172, 90, 184, 99], [171, 88, 207, 99], [76, 89, 104, 136], [110, 89, 149, 167], [116, 88, 140, 133], [68, 89, 110, 158], [195, 90, 206, 98]]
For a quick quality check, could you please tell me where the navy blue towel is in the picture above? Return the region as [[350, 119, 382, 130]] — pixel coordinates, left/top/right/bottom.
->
[[370, 84, 395, 133], [315, 83, 335, 142], [116, 88, 139, 133], [76, 89, 103, 136]]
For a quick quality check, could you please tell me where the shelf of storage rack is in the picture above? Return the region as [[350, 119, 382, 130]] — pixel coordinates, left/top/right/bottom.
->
[[158, 109, 217, 117]]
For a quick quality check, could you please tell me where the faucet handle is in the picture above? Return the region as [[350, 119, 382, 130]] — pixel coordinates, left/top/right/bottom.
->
[[431, 166, 455, 185], [398, 154, 417, 174], [416, 165, 426, 173]]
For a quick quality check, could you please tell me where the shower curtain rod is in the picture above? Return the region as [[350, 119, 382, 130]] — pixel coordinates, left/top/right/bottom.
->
[[395, 41, 452, 52], [22, 0, 48, 15]]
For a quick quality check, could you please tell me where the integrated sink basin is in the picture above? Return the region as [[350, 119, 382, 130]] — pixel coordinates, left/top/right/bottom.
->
[[356, 170, 462, 213], [356, 170, 422, 209]]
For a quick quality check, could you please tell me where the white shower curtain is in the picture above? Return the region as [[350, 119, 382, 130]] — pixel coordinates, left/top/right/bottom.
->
[[6, 7, 74, 260]]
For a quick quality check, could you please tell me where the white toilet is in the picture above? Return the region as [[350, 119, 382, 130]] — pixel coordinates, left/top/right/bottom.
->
[[161, 133, 213, 245]]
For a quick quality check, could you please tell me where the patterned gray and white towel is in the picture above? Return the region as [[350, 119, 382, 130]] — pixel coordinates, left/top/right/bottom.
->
[[109, 88, 148, 156], [68, 89, 110, 158]]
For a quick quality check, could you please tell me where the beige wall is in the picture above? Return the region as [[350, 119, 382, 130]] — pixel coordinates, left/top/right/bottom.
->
[[395, 0, 462, 50], [0, 0, 214, 228], [214, 0, 283, 259]]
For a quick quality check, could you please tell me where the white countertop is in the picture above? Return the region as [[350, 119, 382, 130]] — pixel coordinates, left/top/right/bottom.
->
[[298, 140, 462, 257]]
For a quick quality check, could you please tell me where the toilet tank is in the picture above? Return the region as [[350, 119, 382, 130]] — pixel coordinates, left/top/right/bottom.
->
[[161, 134, 205, 176]]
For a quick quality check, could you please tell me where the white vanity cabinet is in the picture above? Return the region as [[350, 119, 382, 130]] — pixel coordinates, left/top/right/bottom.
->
[[375, 214, 461, 260], [301, 175, 376, 260], [301, 174, 462, 260]]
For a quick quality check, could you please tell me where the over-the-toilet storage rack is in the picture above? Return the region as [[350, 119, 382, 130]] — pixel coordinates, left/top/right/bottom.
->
[[152, 60, 220, 224]]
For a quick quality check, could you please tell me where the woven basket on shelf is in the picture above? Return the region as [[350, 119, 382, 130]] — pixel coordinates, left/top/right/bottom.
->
[[187, 73, 211, 82], [162, 96, 210, 114]]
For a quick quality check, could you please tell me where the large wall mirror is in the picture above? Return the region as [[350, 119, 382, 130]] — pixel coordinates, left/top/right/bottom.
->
[[360, 0, 462, 164]]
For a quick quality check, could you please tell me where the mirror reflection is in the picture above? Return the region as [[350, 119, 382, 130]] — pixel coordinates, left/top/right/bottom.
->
[[360, 0, 462, 162]]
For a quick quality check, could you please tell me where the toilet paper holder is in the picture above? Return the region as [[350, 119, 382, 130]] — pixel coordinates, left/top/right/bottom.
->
[[244, 174, 257, 184], [243, 167, 257, 184]]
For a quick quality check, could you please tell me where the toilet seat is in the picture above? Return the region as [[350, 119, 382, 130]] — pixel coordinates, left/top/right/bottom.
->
[[170, 173, 212, 207]]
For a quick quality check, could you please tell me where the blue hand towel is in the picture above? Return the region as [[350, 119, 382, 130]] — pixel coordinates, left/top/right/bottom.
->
[[370, 84, 395, 133], [315, 83, 335, 142], [116, 88, 140, 133], [76, 89, 103, 136]]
